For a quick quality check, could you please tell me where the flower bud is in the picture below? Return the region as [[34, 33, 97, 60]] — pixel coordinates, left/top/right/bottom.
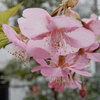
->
[[62, 0, 79, 8], [79, 89, 87, 98], [79, 83, 87, 98]]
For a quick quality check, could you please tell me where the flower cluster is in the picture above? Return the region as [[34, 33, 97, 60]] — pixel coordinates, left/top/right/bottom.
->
[[2, 0, 100, 98]]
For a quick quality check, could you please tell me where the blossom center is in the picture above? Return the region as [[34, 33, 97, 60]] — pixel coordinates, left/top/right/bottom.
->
[[78, 48, 85, 55], [58, 55, 66, 66]]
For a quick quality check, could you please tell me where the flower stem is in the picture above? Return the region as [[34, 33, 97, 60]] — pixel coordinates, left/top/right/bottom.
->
[[53, 89, 58, 100], [50, 6, 61, 17]]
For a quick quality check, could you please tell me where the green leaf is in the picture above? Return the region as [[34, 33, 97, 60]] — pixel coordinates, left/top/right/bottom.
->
[[12, 26, 20, 33], [0, 2, 23, 48], [0, 32, 8, 48], [0, 2, 23, 24]]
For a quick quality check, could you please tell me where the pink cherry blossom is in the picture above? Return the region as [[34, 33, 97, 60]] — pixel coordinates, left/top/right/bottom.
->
[[32, 55, 89, 93], [47, 71, 81, 92], [26, 38, 79, 58], [82, 14, 98, 24], [18, 8, 95, 55], [3, 24, 26, 49], [83, 14, 100, 39], [31, 55, 91, 77], [76, 15, 100, 63], [48, 80, 65, 93], [2, 24, 50, 60], [89, 20, 100, 37], [69, 43, 100, 65]]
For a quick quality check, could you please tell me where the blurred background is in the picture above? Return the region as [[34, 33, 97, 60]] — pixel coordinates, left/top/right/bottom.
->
[[0, 0, 100, 100]]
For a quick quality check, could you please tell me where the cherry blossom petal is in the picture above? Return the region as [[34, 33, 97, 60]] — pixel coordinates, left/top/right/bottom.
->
[[18, 8, 51, 39], [69, 80, 81, 89], [48, 81, 64, 93], [26, 40, 50, 59], [31, 66, 43, 72], [89, 20, 100, 36], [67, 67, 91, 77], [55, 85, 64, 93], [33, 57, 47, 65], [82, 14, 98, 24], [27, 47, 50, 59], [47, 16, 82, 31], [67, 27, 95, 48], [75, 80, 81, 89], [82, 18, 92, 24], [65, 36, 83, 48], [86, 52, 100, 62], [74, 54, 89, 66], [48, 81, 56, 88], [41, 67, 66, 77], [65, 53, 88, 66], [85, 43, 99, 52], [65, 53, 78, 64], [70, 83, 78, 89], [2, 24, 26, 49], [70, 63, 89, 69], [32, 32, 50, 40]]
